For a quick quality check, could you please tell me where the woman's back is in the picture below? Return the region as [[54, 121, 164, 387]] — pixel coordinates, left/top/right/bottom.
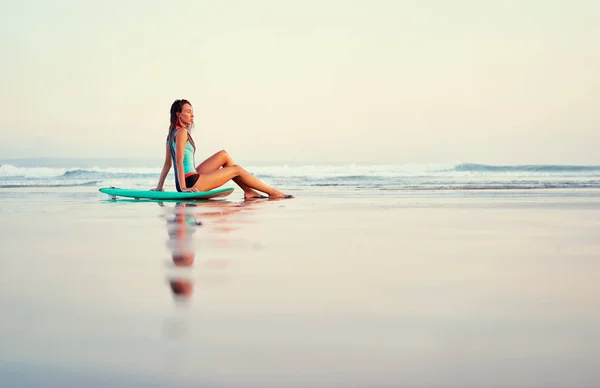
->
[[168, 128, 196, 190]]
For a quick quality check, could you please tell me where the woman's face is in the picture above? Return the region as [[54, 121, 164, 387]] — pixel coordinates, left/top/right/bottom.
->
[[178, 103, 194, 126]]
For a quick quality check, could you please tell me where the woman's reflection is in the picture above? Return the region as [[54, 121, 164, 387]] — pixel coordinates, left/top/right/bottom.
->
[[164, 200, 262, 301], [165, 202, 199, 300]]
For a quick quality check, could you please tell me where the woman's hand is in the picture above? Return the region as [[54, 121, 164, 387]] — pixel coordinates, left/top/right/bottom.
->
[[182, 187, 198, 192], [150, 187, 163, 191]]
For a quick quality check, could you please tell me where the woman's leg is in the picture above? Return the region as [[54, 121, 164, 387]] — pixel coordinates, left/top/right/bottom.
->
[[192, 165, 292, 198], [195, 150, 233, 173], [196, 150, 263, 199]]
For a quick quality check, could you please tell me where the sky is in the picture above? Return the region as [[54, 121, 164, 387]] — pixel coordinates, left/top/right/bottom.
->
[[0, 0, 599, 165]]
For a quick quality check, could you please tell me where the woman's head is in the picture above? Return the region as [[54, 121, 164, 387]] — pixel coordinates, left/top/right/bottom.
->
[[169, 99, 194, 130]]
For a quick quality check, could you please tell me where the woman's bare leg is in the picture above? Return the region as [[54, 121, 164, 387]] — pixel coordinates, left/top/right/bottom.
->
[[192, 165, 292, 198], [195, 150, 232, 173], [196, 150, 264, 199]]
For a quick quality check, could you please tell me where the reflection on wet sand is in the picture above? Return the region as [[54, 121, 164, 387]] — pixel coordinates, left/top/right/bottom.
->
[[162, 200, 263, 302]]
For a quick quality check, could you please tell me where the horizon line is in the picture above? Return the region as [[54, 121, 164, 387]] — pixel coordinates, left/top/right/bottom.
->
[[2, 157, 600, 168]]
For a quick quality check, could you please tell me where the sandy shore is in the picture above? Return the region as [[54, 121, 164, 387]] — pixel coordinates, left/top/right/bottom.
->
[[1, 187, 600, 387]]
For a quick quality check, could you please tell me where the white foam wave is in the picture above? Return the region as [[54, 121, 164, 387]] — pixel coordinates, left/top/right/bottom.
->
[[245, 163, 599, 178], [245, 163, 460, 178], [2, 162, 599, 182], [0, 164, 159, 178]]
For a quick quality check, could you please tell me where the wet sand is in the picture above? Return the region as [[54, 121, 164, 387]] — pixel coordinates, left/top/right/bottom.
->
[[1, 188, 600, 387]]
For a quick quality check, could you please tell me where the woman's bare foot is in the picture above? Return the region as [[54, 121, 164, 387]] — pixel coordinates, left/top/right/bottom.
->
[[269, 190, 294, 199], [244, 190, 267, 200]]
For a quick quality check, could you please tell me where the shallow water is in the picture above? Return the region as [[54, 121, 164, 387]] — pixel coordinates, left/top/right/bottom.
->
[[1, 187, 600, 387]]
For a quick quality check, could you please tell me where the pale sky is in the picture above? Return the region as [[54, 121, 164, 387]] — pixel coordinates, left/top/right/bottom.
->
[[0, 0, 598, 164]]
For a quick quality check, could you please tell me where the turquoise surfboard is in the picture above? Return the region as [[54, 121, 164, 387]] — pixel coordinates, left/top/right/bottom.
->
[[99, 187, 234, 200]]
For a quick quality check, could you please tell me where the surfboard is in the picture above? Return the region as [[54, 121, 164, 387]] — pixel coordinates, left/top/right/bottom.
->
[[99, 187, 234, 200]]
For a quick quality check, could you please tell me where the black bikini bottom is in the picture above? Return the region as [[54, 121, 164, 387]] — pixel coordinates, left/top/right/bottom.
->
[[185, 173, 199, 188]]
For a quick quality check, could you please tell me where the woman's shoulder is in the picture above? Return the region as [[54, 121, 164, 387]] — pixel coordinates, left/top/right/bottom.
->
[[172, 127, 189, 140]]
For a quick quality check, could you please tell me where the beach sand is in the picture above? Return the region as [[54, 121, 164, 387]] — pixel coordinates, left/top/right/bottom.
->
[[1, 187, 600, 387]]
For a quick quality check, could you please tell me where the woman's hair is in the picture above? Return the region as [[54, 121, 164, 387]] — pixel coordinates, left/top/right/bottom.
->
[[169, 99, 192, 132]]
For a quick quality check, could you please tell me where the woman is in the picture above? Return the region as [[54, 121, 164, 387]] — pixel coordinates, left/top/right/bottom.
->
[[153, 99, 293, 199]]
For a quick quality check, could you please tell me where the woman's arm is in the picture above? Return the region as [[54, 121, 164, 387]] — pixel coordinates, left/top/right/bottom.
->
[[153, 143, 172, 191]]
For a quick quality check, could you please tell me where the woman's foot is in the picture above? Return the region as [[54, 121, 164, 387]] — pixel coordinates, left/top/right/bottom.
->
[[244, 190, 268, 200], [269, 190, 294, 199]]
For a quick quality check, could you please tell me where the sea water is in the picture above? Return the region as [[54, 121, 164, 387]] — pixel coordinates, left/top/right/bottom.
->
[[2, 158, 600, 193]]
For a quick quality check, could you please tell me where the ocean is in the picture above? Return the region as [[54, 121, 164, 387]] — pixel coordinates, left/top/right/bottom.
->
[[2, 158, 600, 193]]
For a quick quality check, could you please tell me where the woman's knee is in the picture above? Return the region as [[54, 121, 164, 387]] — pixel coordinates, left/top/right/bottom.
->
[[229, 165, 243, 176]]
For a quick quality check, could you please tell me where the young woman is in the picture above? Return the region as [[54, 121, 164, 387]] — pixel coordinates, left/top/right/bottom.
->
[[153, 99, 293, 199]]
